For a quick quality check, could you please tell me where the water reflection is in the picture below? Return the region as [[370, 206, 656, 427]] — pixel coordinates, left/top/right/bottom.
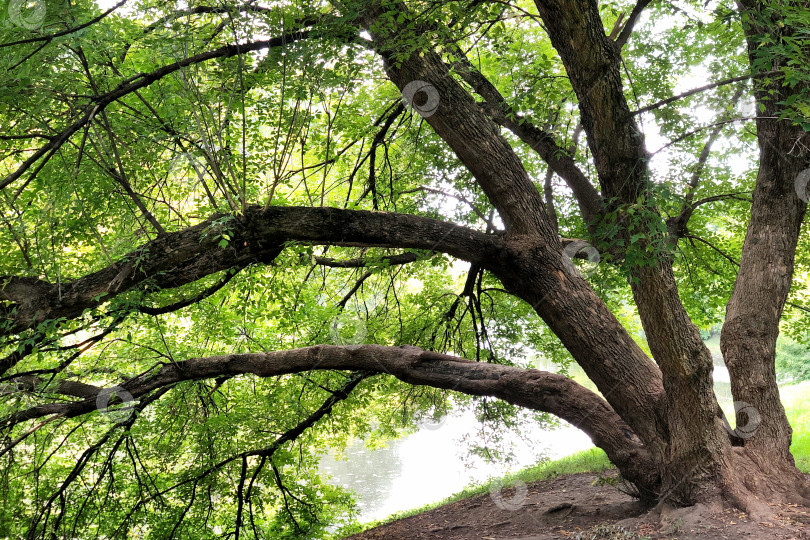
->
[[319, 352, 740, 524], [319, 409, 592, 522]]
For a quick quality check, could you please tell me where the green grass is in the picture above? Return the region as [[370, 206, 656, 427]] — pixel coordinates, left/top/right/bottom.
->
[[783, 381, 810, 473], [703, 333, 723, 357], [341, 380, 810, 537]]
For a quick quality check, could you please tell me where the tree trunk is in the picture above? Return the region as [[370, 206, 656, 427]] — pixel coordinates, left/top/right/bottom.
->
[[718, 0, 810, 505], [4, 0, 810, 528]]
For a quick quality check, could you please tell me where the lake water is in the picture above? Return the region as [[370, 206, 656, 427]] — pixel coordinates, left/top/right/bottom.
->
[[319, 407, 593, 523], [320, 357, 736, 524]]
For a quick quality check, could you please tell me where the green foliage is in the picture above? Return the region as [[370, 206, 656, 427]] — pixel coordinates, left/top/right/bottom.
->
[[776, 339, 810, 383], [0, 0, 808, 536], [741, 0, 810, 130]]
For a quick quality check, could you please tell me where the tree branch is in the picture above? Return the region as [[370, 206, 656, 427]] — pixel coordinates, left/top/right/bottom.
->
[[450, 53, 603, 225], [4, 344, 657, 493], [313, 251, 422, 268], [0, 206, 505, 346], [615, 0, 654, 49], [361, 1, 553, 237], [108, 371, 369, 537], [0, 29, 314, 192], [667, 87, 745, 237], [632, 70, 780, 116]]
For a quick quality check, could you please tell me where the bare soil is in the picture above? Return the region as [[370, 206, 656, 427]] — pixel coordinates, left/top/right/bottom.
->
[[343, 472, 810, 539]]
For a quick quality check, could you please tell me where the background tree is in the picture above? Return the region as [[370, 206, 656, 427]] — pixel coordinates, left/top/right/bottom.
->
[[0, 0, 808, 537]]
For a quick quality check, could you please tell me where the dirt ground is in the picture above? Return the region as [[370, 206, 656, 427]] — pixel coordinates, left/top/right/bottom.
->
[[343, 472, 810, 539]]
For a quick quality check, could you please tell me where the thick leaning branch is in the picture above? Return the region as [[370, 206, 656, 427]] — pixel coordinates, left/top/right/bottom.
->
[[5, 344, 658, 493], [354, 1, 668, 454], [451, 54, 604, 225], [720, 2, 810, 459], [361, 0, 553, 238], [0, 206, 505, 345], [530, 0, 733, 493]]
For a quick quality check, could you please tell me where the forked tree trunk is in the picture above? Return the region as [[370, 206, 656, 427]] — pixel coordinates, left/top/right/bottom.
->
[[351, 0, 810, 513], [527, 0, 810, 511], [717, 0, 810, 506], [4, 0, 809, 526]]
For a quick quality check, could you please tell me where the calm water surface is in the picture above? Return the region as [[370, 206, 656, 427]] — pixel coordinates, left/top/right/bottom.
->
[[319, 409, 592, 522], [320, 355, 737, 524]]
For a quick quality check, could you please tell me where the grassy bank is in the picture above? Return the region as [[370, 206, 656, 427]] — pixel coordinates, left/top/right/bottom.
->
[[341, 380, 810, 537], [784, 381, 810, 473]]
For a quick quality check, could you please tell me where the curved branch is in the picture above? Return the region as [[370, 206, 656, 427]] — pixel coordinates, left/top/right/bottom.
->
[[361, 1, 552, 237], [135, 267, 243, 316], [450, 55, 603, 225], [0, 206, 505, 347], [314, 251, 422, 268], [614, 0, 654, 49], [6, 344, 658, 494], [667, 87, 745, 237], [632, 70, 780, 116]]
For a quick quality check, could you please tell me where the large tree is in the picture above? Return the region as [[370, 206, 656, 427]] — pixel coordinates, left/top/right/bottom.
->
[[1, 0, 809, 536]]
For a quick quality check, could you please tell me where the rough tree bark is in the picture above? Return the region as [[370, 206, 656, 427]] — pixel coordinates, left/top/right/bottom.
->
[[0, 345, 658, 494], [525, 0, 809, 511], [1, 0, 809, 527], [719, 0, 810, 505]]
